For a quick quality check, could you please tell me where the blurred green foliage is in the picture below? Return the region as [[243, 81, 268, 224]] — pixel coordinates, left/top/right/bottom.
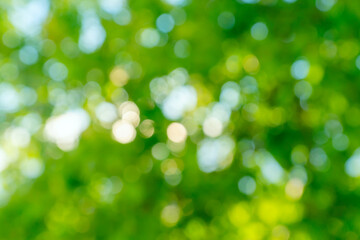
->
[[1, 0, 360, 239]]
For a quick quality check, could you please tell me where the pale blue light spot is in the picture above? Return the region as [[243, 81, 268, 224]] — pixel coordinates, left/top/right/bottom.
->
[[345, 148, 360, 177], [238, 176, 256, 195], [9, 0, 49, 36], [0, 83, 20, 113], [19, 46, 38, 65], [79, 11, 106, 54], [197, 136, 235, 173], [251, 22, 268, 41], [99, 0, 126, 15], [162, 85, 197, 120], [49, 62, 68, 82], [259, 153, 284, 184], [139, 28, 160, 48], [291, 59, 310, 80], [156, 14, 175, 33]]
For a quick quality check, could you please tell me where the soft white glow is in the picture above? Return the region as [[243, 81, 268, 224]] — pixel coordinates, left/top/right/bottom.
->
[[44, 109, 90, 151], [122, 111, 140, 127], [220, 81, 241, 109], [112, 120, 136, 144], [139, 28, 160, 48], [99, 0, 126, 15], [209, 103, 231, 123], [79, 11, 106, 54], [203, 117, 223, 138], [149, 68, 189, 105], [95, 102, 118, 124], [9, 0, 50, 36], [167, 122, 187, 143], [0, 83, 20, 113], [162, 85, 197, 120], [20, 158, 44, 179], [345, 148, 360, 177], [197, 136, 235, 173], [8, 127, 31, 148], [259, 152, 284, 184], [119, 101, 140, 116]]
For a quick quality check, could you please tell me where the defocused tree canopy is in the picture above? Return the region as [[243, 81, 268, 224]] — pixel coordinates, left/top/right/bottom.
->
[[0, 0, 360, 239]]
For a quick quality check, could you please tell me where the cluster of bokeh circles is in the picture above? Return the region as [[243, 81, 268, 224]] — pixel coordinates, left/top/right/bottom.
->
[[0, 0, 360, 239]]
